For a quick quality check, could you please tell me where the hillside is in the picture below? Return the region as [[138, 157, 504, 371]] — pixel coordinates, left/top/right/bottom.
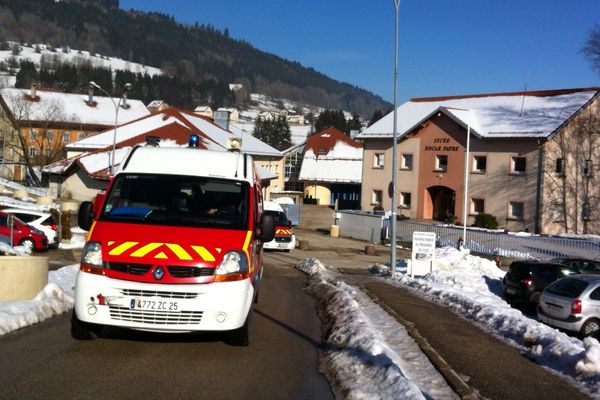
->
[[0, 0, 390, 116]]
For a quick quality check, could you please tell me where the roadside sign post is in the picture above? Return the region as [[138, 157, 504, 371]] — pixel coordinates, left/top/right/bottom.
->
[[410, 231, 436, 277]]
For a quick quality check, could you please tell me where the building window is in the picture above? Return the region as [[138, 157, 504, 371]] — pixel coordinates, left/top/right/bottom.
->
[[78, 131, 86, 139], [552, 202, 564, 222], [28, 147, 37, 157], [62, 131, 70, 143], [471, 198, 484, 214], [582, 202, 591, 221], [401, 153, 413, 170], [473, 156, 487, 173], [509, 201, 524, 220], [400, 192, 411, 208], [284, 163, 292, 179], [372, 190, 383, 205], [435, 155, 448, 172], [44, 149, 52, 157], [45, 130, 53, 141], [583, 160, 592, 177], [373, 153, 384, 168], [511, 156, 526, 175], [318, 147, 327, 156], [30, 130, 37, 140], [555, 158, 565, 176]]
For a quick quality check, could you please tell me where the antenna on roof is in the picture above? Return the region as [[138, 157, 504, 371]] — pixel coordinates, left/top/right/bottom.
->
[[519, 83, 528, 117]]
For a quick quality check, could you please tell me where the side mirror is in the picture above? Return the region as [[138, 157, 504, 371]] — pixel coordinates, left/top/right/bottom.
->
[[78, 201, 95, 231], [257, 213, 275, 242]]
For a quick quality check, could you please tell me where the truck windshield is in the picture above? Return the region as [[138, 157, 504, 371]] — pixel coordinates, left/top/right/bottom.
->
[[100, 173, 249, 229]]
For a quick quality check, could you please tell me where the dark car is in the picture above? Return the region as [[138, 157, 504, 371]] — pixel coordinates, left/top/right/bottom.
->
[[550, 258, 600, 274], [502, 260, 579, 304]]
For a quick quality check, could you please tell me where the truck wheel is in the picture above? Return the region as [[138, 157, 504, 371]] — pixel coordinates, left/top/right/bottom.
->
[[227, 311, 251, 346], [71, 311, 103, 340]]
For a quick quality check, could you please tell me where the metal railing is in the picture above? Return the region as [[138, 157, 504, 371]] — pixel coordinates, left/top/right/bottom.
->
[[394, 220, 600, 260]]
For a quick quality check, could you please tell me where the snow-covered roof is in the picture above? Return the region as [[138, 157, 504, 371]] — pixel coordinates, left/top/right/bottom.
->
[[47, 108, 281, 178], [0, 87, 150, 127], [64, 108, 281, 157], [299, 127, 362, 183], [358, 88, 600, 140]]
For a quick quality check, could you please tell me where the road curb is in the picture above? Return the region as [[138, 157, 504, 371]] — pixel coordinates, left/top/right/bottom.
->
[[361, 286, 480, 400]]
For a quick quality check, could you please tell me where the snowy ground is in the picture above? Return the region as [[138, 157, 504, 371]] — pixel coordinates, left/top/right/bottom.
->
[[2, 247, 600, 398]]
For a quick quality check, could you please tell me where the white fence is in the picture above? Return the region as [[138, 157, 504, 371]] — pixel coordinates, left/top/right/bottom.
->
[[335, 211, 600, 260]]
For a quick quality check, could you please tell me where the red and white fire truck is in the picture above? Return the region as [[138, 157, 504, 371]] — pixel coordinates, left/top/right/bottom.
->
[[72, 136, 275, 346], [263, 201, 296, 251]]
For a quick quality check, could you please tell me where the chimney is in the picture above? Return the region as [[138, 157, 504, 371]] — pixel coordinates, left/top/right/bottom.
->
[[88, 86, 94, 104], [30, 83, 37, 98], [213, 110, 230, 131], [122, 91, 128, 108]]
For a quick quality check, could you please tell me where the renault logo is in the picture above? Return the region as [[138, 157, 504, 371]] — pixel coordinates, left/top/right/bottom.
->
[[153, 266, 165, 280]]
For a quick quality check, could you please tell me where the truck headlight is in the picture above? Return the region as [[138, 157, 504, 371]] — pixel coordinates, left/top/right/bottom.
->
[[215, 251, 248, 275], [81, 241, 103, 268]]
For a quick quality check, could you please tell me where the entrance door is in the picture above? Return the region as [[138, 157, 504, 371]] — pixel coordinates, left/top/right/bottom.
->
[[427, 186, 456, 222]]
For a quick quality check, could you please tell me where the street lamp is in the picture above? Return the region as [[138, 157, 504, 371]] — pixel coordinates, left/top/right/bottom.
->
[[390, 0, 400, 270], [88, 81, 132, 174], [462, 124, 471, 247]]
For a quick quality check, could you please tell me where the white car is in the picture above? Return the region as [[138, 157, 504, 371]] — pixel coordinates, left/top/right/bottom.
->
[[2, 208, 59, 248]]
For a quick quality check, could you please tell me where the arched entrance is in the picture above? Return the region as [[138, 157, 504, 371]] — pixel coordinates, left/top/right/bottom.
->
[[426, 186, 456, 222]]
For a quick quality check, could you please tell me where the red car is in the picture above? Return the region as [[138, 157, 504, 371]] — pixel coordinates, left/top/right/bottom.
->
[[0, 211, 49, 251]]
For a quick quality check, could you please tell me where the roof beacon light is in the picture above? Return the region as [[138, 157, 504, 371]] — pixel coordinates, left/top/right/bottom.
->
[[227, 137, 242, 152], [188, 134, 200, 148]]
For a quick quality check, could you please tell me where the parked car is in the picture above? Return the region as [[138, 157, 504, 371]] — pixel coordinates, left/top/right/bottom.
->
[[2, 208, 59, 248], [537, 274, 600, 338], [550, 257, 600, 274], [0, 211, 48, 251], [502, 260, 579, 304]]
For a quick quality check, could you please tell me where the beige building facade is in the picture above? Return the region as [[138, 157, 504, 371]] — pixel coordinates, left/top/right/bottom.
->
[[358, 88, 600, 235]]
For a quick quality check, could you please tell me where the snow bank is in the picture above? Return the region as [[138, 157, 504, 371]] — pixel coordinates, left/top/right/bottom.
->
[[0, 265, 78, 335], [297, 258, 457, 400]]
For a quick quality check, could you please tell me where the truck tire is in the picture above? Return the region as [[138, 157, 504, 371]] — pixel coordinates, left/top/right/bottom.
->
[[71, 311, 103, 340], [227, 311, 251, 346]]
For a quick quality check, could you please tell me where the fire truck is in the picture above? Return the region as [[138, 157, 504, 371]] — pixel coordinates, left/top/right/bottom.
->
[[263, 201, 296, 251], [72, 136, 275, 346]]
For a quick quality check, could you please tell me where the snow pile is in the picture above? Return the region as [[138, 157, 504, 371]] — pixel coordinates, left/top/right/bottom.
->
[[297, 258, 457, 400], [0, 242, 32, 256], [375, 247, 600, 396], [0, 265, 78, 335]]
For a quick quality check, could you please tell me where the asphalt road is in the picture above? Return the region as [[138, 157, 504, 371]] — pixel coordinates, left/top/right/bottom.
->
[[0, 254, 333, 400]]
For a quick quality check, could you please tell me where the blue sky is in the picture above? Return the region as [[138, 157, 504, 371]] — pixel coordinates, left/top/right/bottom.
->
[[120, 0, 599, 104]]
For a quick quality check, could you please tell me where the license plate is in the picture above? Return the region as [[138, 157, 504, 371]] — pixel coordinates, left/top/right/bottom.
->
[[130, 298, 179, 311], [277, 243, 288, 249]]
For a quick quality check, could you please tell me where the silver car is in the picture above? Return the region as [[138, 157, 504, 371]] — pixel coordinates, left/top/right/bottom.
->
[[538, 274, 600, 338]]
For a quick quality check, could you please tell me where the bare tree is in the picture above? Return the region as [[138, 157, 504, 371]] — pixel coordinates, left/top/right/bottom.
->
[[3, 91, 67, 186], [583, 25, 600, 76]]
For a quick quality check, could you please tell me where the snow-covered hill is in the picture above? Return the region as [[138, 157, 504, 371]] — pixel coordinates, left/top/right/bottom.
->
[[0, 42, 162, 81]]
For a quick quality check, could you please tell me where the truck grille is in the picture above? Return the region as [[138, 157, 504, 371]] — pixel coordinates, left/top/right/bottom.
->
[[108, 262, 152, 275], [119, 289, 198, 299], [108, 306, 203, 325], [275, 237, 292, 243], [167, 266, 214, 278]]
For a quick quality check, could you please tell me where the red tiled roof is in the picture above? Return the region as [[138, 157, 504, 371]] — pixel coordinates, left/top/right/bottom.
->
[[305, 127, 362, 156]]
